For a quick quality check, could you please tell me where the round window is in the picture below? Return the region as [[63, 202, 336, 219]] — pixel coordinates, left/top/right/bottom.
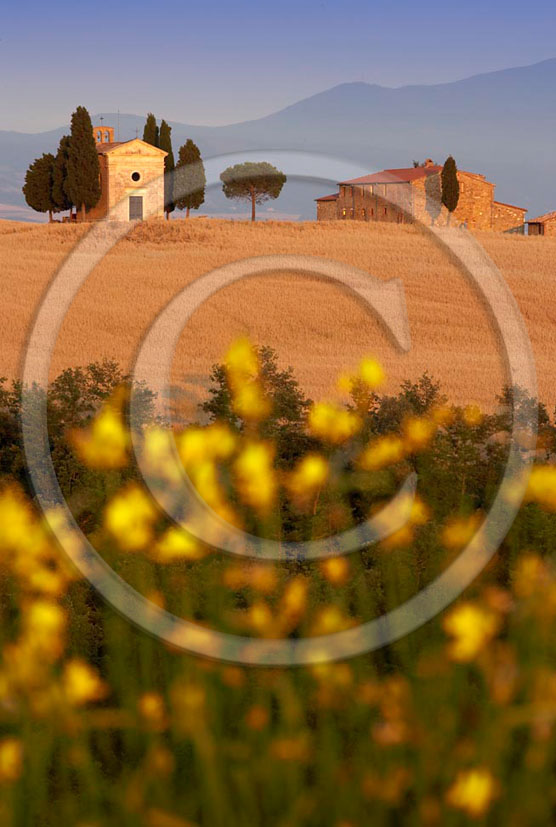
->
[[131, 171, 141, 182]]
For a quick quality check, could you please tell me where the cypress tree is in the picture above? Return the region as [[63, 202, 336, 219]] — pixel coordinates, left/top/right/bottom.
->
[[66, 106, 101, 221], [143, 113, 159, 147], [52, 135, 73, 218], [22, 153, 56, 221], [158, 120, 175, 220], [425, 172, 441, 226], [441, 156, 460, 225], [174, 139, 206, 218]]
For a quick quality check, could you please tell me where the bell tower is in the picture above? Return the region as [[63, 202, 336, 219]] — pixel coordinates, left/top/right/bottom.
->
[[93, 125, 115, 144]]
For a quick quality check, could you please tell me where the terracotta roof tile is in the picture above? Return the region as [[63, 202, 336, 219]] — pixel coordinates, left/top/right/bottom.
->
[[493, 200, 527, 212], [339, 166, 442, 185], [527, 210, 556, 223], [315, 193, 339, 202]]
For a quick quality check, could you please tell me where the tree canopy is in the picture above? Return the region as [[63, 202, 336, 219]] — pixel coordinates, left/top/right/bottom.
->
[[142, 113, 159, 147], [22, 153, 56, 221], [174, 139, 206, 217], [66, 106, 101, 220], [220, 161, 286, 221], [52, 135, 73, 215], [441, 156, 460, 222], [158, 120, 175, 219]]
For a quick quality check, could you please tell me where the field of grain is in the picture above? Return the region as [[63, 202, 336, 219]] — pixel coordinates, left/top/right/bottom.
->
[[1, 218, 555, 415]]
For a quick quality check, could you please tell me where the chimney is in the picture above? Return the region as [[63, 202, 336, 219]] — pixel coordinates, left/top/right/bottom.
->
[[424, 158, 435, 168]]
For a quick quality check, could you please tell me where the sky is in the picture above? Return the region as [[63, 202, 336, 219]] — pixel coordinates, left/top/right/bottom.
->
[[2, 0, 555, 132]]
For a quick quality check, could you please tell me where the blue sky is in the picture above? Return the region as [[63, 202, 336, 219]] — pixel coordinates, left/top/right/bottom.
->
[[2, 0, 555, 131]]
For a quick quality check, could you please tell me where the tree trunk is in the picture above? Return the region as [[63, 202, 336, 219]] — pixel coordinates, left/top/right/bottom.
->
[[165, 210, 169, 221], [251, 191, 256, 222], [81, 202, 86, 222], [48, 210, 53, 223], [186, 206, 190, 218]]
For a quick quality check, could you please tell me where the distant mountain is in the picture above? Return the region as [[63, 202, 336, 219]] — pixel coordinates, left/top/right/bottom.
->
[[2, 58, 555, 221]]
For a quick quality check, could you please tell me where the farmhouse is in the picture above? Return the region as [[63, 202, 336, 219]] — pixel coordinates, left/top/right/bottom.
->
[[316, 159, 527, 232], [85, 125, 167, 221], [527, 211, 556, 237]]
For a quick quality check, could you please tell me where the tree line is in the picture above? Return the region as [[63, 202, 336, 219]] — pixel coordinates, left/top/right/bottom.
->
[[22, 106, 287, 223], [417, 155, 460, 226]]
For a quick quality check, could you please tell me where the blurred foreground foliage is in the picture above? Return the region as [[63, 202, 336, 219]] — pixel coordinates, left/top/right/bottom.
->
[[1, 343, 556, 826]]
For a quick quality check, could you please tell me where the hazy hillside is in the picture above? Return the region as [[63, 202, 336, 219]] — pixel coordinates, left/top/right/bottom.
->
[[2, 58, 555, 221]]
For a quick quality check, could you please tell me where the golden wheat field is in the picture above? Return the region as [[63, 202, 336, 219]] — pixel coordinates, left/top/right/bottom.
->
[[1, 217, 555, 415]]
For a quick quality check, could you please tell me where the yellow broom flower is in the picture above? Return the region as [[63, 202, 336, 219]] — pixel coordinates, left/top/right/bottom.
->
[[446, 768, 497, 818], [104, 484, 157, 551]]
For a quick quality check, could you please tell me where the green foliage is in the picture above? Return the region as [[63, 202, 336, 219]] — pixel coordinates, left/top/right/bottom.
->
[[201, 345, 312, 466], [52, 135, 73, 213], [220, 161, 286, 221], [174, 139, 206, 216], [22, 153, 56, 219], [142, 112, 159, 147], [441, 155, 460, 217], [66, 106, 101, 218], [158, 120, 175, 217], [424, 171, 441, 225]]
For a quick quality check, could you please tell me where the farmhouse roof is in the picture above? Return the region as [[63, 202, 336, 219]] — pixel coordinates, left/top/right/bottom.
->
[[527, 210, 556, 224], [493, 200, 528, 212], [315, 193, 339, 202], [339, 166, 442, 185]]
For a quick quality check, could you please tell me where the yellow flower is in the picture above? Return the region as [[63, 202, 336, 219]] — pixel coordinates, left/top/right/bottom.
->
[[441, 512, 483, 549], [138, 692, 167, 730], [104, 484, 157, 551], [403, 416, 436, 452], [431, 404, 455, 427], [232, 382, 272, 422], [248, 601, 275, 635], [512, 553, 548, 599], [525, 466, 556, 511], [308, 403, 361, 444], [69, 403, 129, 469], [446, 768, 497, 818], [249, 563, 278, 593], [151, 527, 205, 563], [0, 487, 38, 554], [319, 556, 350, 586], [409, 496, 431, 526], [245, 704, 269, 731], [359, 435, 405, 471], [462, 404, 483, 427], [358, 357, 385, 389], [281, 576, 308, 619], [225, 337, 260, 388], [380, 524, 414, 550], [287, 454, 329, 503], [63, 658, 108, 706], [336, 372, 355, 394], [443, 602, 501, 662], [234, 441, 276, 512], [23, 600, 67, 660], [0, 738, 23, 783], [311, 606, 352, 635]]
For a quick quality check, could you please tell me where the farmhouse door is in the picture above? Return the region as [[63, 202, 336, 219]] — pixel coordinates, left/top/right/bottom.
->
[[129, 196, 143, 221]]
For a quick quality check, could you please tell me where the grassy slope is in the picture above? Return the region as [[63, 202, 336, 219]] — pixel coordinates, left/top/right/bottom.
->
[[1, 218, 555, 416]]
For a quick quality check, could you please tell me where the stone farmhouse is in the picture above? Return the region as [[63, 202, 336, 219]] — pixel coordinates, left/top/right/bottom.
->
[[527, 211, 556, 237], [315, 159, 527, 232], [84, 125, 167, 221]]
